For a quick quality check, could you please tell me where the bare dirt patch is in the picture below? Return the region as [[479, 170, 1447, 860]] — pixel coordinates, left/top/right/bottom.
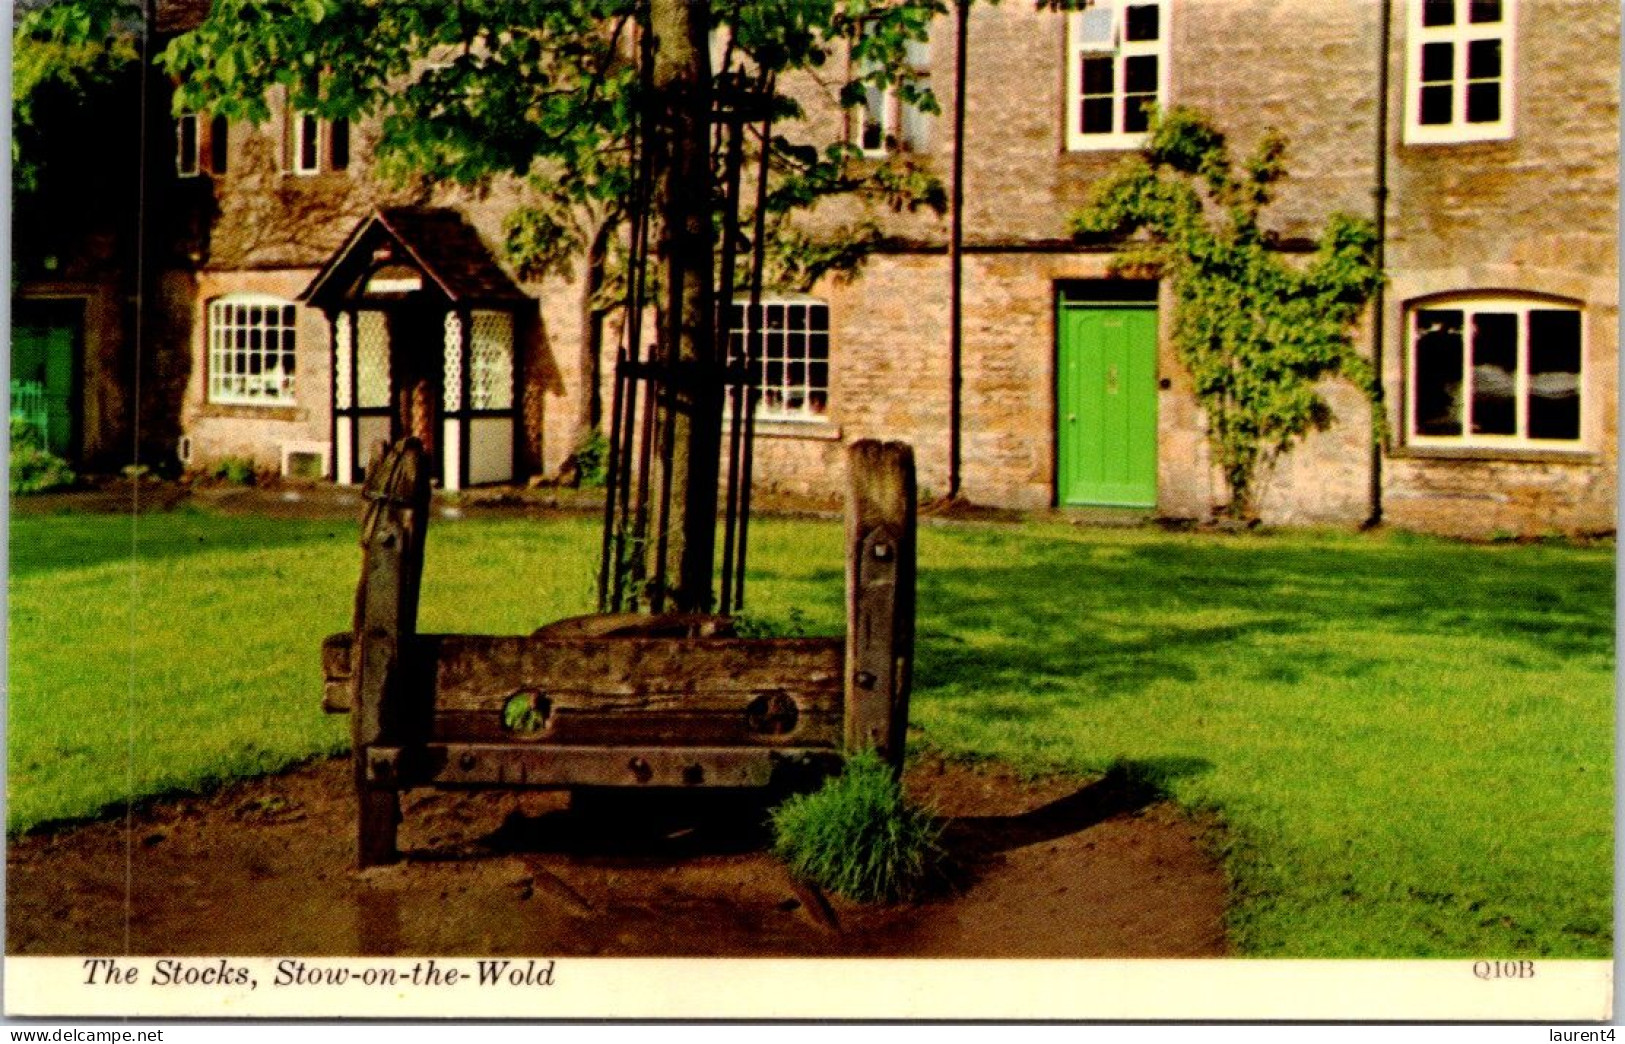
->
[[8, 755, 1228, 957]]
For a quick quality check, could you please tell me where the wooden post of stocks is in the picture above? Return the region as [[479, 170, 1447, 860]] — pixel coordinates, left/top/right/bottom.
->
[[351, 439, 431, 867], [844, 440, 917, 775]]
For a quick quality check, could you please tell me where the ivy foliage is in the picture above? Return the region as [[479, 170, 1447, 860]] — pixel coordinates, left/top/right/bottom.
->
[[10, 419, 76, 496], [1071, 107, 1385, 520]]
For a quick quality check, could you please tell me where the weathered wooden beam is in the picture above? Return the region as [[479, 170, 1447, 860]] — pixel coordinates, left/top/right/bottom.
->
[[531, 612, 736, 639], [423, 634, 844, 708], [368, 743, 841, 789], [844, 440, 917, 774], [431, 707, 841, 748], [321, 632, 353, 713], [349, 438, 431, 868]]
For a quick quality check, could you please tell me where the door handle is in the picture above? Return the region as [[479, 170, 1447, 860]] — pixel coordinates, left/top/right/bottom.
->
[[1068, 414, 1077, 423]]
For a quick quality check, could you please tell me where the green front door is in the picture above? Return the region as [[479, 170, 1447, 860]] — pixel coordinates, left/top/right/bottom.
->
[[11, 301, 81, 460], [1057, 303, 1158, 507]]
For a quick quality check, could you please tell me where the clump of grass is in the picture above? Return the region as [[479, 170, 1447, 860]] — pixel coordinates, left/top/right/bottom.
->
[[732, 606, 811, 638], [770, 750, 944, 903]]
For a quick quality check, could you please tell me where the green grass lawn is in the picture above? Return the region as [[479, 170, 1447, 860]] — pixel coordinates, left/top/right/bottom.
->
[[8, 507, 1613, 957]]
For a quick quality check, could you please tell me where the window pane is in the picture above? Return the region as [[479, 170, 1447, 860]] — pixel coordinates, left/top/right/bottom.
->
[[809, 306, 829, 333], [900, 100, 930, 150], [1419, 84, 1454, 125], [1468, 0, 1502, 23], [1082, 97, 1113, 135], [209, 116, 229, 173], [1470, 312, 1517, 435], [1465, 82, 1501, 123], [1527, 310, 1581, 440], [1467, 38, 1501, 79], [299, 115, 319, 170], [1077, 5, 1114, 45], [861, 86, 885, 150], [1414, 309, 1464, 437], [331, 117, 350, 171], [1081, 56, 1114, 96], [1420, 41, 1454, 82], [1124, 54, 1158, 94], [1422, 0, 1456, 26], [1124, 4, 1160, 42], [1123, 93, 1154, 133]]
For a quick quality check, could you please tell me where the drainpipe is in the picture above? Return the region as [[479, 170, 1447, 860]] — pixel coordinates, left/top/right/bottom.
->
[[947, 0, 969, 501], [1367, 0, 1392, 529]]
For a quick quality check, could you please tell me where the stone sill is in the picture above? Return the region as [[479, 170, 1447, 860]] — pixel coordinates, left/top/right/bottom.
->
[[747, 420, 843, 442], [1392, 445, 1603, 466], [196, 403, 304, 423]]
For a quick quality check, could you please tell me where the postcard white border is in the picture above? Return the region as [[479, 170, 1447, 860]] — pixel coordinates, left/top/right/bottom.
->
[[3, 957, 1612, 1021]]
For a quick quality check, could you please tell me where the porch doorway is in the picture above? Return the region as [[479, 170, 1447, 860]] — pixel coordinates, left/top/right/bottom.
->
[[303, 208, 528, 489]]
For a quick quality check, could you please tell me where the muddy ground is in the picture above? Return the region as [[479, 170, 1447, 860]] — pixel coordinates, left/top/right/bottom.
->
[[8, 755, 1227, 957]]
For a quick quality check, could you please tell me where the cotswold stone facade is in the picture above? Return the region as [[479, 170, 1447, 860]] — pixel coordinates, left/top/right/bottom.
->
[[23, 0, 1612, 535], [780, 0, 1619, 534]]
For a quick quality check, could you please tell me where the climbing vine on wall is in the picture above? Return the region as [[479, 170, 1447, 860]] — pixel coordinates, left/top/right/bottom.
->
[[1071, 107, 1385, 521]]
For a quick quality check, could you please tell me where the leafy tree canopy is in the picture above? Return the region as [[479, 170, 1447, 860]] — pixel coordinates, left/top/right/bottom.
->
[[161, 0, 949, 282], [1071, 106, 1385, 520], [13, 0, 141, 194]]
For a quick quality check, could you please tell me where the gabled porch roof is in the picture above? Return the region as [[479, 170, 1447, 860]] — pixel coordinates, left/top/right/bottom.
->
[[300, 206, 528, 310]]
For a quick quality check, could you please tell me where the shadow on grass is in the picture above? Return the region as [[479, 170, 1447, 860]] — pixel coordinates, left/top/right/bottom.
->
[[904, 532, 1613, 712], [9, 507, 358, 578], [935, 756, 1213, 891]]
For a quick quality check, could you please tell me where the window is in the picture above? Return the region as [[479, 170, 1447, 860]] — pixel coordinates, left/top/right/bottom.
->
[[291, 113, 350, 174], [1066, 0, 1168, 151], [209, 115, 229, 174], [176, 114, 200, 177], [179, 114, 229, 176], [854, 27, 932, 154], [1408, 295, 1581, 447], [728, 299, 830, 422], [207, 295, 299, 405], [1405, 0, 1514, 143]]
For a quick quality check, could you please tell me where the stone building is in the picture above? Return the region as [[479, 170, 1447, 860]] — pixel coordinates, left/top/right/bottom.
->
[[14, 0, 1617, 533]]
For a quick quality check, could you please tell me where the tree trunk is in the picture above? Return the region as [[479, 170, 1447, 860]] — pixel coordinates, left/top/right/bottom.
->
[[648, 0, 720, 612]]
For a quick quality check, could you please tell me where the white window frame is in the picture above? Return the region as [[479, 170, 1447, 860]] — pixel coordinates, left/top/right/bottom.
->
[[1065, 0, 1170, 152], [291, 112, 350, 174], [1404, 0, 1515, 144], [854, 29, 933, 156], [207, 294, 300, 406], [1406, 294, 1583, 450], [729, 297, 831, 424], [176, 113, 201, 177]]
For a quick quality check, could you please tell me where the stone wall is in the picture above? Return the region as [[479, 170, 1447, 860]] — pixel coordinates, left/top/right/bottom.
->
[[181, 268, 330, 475], [151, 0, 1616, 535], [777, 0, 1618, 534]]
